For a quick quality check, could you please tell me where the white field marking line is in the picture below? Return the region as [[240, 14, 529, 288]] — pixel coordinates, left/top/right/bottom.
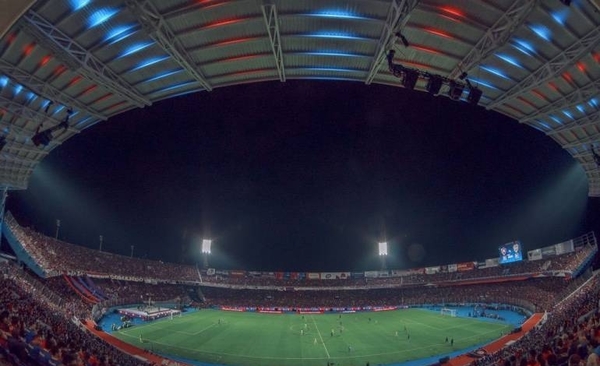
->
[[118, 325, 505, 361], [310, 315, 331, 359], [120, 316, 215, 336], [175, 322, 218, 336]]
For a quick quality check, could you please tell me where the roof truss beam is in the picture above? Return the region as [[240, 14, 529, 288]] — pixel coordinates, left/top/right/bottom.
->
[[0, 59, 107, 121], [544, 109, 600, 135], [0, 95, 79, 136], [126, 0, 212, 91], [0, 158, 36, 170], [3, 142, 49, 156], [487, 23, 600, 109], [562, 133, 600, 149], [21, 10, 151, 108], [261, 4, 285, 82], [0, 175, 28, 190], [365, 0, 419, 85], [520, 79, 600, 124], [449, 0, 538, 80]]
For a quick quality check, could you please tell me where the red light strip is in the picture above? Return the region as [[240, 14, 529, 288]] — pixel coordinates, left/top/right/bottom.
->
[[423, 28, 454, 39], [439, 6, 465, 18]]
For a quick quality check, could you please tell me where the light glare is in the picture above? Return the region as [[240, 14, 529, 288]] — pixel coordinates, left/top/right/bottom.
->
[[202, 239, 212, 254], [378, 242, 388, 256]]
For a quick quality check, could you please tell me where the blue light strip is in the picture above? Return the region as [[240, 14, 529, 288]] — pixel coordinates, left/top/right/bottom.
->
[[52, 105, 65, 115], [69, 0, 90, 11], [549, 115, 562, 124], [0, 76, 8, 88], [304, 32, 368, 40], [14, 84, 22, 95], [139, 70, 183, 84], [301, 51, 366, 58], [512, 39, 536, 57], [157, 81, 197, 94], [130, 56, 170, 72], [75, 116, 92, 127], [306, 11, 369, 20], [88, 8, 119, 29], [304, 76, 357, 82], [577, 104, 586, 113], [589, 98, 598, 108], [562, 110, 574, 119], [528, 24, 552, 41], [495, 54, 524, 69], [119, 42, 154, 58], [537, 121, 551, 130], [551, 9, 569, 25], [480, 66, 511, 80], [104, 25, 136, 45], [465, 78, 497, 90], [302, 67, 356, 73]]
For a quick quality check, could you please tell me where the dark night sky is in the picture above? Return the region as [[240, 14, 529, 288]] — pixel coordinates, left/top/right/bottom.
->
[[5, 81, 599, 271]]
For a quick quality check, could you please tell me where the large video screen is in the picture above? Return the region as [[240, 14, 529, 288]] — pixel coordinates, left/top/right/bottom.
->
[[499, 241, 523, 264]]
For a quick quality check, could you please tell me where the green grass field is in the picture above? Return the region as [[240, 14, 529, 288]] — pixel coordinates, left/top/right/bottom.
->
[[112, 309, 512, 366]]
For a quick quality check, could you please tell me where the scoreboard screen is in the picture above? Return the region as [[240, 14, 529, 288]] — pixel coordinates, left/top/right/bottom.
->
[[499, 241, 523, 264]]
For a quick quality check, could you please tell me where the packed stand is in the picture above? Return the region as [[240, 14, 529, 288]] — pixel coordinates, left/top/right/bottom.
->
[[5, 213, 199, 282], [0, 263, 149, 366], [5, 213, 595, 290], [200, 277, 568, 312], [469, 273, 600, 366]]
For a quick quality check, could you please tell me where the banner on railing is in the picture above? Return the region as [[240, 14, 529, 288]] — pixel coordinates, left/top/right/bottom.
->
[[527, 249, 542, 261], [320, 272, 350, 280], [457, 262, 476, 271], [424, 266, 440, 274]]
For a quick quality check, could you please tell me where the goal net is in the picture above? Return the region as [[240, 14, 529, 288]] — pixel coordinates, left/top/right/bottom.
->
[[441, 308, 457, 317]]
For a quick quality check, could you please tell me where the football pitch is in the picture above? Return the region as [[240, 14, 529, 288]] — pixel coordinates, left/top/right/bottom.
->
[[113, 309, 513, 366]]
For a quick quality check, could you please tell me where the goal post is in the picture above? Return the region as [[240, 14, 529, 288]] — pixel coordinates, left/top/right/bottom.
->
[[441, 308, 457, 317]]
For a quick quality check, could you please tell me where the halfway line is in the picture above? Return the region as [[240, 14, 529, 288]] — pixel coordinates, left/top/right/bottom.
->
[[310, 315, 330, 359]]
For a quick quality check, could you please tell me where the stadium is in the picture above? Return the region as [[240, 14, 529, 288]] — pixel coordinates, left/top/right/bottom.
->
[[1, 0, 600, 366]]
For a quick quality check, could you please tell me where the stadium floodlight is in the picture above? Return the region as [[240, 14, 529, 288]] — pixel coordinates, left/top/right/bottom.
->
[[378, 242, 388, 256], [201, 239, 212, 254]]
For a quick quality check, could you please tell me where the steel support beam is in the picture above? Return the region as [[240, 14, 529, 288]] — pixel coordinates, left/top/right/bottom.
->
[[126, 0, 212, 91], [449, 0, 537, 80], [562, 133, 600, 149], [0, 153, 38, 165], [0, 95, 79, 137], [365, 0, 419, 85], [0, 164, 34, 174], [0, 177, 27, 190], [3, 139, 49, 155], [21, 10, 151, 108], [487, 24, 600, 109], [0, 160, 36, 172], [261, 4, 285, 82], [520, 79, 600, 124], [0, 59, 107, 121], [545, 109, 600, 135]]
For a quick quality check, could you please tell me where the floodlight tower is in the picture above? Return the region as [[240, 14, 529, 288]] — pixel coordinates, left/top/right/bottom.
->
[[378, 241, 388, 270], [202, 239, 212, 268]]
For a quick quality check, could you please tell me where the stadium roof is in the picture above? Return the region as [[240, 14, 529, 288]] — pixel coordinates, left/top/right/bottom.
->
[[0, 0, 598, 195]]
